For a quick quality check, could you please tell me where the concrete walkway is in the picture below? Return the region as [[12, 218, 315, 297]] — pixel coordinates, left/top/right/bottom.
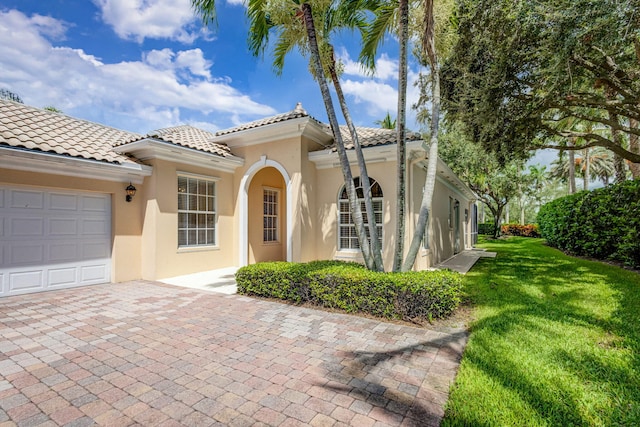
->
[[0, 281, 467, 426], [435, 249, 497, 274]]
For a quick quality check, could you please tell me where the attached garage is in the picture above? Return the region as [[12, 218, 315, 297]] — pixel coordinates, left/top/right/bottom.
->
[[0, 185, 112, 297]]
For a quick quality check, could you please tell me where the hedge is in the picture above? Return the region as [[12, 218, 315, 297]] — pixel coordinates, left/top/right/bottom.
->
[[501, 223, 540, 238], [235, 260, 463, 322], [537, 179, 640, 269]]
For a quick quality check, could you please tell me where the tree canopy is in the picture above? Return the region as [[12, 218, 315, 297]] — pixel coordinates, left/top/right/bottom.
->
[[441, 0, 640, 166]]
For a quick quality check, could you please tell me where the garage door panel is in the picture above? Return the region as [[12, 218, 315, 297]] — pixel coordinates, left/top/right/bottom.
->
[[1, 186, 111, 297], [49, 218, 78, 235], [10, 244, 44, 265], [49, 242, 78, 262], [9, 270, 44, 291], [48, 267, 77, 287], [81, 265, 108, 283], [10, 217, 44, 236], [49, 193, 78, 211], [82, 218, 109, 235], [11, 189, 44, 209], [82, 195, 109, 213], [82, 241, 110, 259]]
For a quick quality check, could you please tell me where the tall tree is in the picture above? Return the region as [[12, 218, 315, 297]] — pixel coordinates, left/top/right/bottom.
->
[[442, 0, 640, 169], [245, 0, 384, 271], [439, 122, 523, 237], [374, 112, 396, 129], [0, 88, 23, 103]]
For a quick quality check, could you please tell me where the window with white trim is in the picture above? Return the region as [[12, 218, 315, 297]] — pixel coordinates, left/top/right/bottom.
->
[[338, 177, 383, 250], [177, 175, 216, 247], [263, 188, 279, 243]]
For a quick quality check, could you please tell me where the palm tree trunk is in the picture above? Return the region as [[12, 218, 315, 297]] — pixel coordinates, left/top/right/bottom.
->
[[301, 2, 375, 270], [327, 46, 384, 271], [402, 65, 439, 271], [403, 0, 438, 271], [393, 0, 409, 272]]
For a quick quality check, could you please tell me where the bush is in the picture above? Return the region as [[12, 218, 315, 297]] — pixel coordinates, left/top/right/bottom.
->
[[537, 180, 640, 269], [236, 261, 463, 322], [501, 223, 540, 238], [478, 223, 494, 235]]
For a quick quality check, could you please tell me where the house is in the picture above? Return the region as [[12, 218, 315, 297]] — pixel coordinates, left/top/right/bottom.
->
[[0, 99, 476, 298]]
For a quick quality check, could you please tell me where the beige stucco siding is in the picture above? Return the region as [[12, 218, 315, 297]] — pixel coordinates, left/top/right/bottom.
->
[[313, 161, 398, 271], [0, 168, 143, 283], [140, 159, 237, 280]]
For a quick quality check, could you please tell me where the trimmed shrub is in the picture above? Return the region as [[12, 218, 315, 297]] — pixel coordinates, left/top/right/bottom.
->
[[537, 180, 640, 268], [478, 223, 494, 235], [501, 223, 540, 238], [236, 261, 463, 322]]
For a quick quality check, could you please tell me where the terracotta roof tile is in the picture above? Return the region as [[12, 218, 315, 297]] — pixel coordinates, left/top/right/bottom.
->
[[336, 126, 423, 150], [0, 99, 142, 165], [216, 102, 327, 136], [141, 125, 232, 157]]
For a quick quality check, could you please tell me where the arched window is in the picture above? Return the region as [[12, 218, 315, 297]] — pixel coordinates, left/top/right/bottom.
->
[[338, 177, 383, 250]]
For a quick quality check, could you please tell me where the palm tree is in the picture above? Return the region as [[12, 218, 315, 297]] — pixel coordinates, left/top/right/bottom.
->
[[245, 0, 383, 270], [374, 112, 396, 129]]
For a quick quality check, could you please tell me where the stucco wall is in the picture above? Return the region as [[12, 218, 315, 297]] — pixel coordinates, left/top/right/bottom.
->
[[140, 159, 237, 280], [313, 161, 398, 271], [0, 168, 143, 283]]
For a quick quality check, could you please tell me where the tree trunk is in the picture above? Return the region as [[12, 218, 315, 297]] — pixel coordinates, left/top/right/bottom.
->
[[630, 118, 640, 179], [301, 3, 375, 270], [583, 147, 590, 190], [393, 0, 409, 272], [568, 138, 576, 194], [402, 65, 439, 271], [327, 46, 384, 271]]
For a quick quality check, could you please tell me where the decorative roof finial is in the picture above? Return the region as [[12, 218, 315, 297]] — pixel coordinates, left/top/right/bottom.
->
[[294, 102, 307, 115]]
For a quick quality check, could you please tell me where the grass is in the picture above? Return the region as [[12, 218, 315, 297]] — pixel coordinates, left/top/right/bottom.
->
[[442, 237, 640, 427]]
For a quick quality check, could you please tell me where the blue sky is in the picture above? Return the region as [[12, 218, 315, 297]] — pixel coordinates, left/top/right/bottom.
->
[[0, 0, 422, 135]]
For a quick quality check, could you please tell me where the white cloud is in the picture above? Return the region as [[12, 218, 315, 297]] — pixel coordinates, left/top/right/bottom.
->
[[93, 0, 203, 43], [0, 10, 275, 132], [338, 49, 398, 81]]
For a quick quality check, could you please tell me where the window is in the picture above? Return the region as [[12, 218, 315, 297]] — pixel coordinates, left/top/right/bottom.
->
[[448, 197, 454, 229], [338, 177, 383, 250], [177, 175, 216, 247], [263, 188, 279, 243]]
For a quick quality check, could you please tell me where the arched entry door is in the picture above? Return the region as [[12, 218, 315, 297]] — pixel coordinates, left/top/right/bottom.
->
[[247, 167, 286, 263]]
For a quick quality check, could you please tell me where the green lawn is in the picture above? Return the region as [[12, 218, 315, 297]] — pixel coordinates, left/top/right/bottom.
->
[[442, 237, 640, 427]]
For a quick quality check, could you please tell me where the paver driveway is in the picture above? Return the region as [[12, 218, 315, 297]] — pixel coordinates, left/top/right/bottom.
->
[[0, 281, 467, 426]]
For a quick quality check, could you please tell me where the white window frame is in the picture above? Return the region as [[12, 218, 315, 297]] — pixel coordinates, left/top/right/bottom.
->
[[262, 187, 280, 244], [177, 173, 218, 248], [338, 178, 383, 251]]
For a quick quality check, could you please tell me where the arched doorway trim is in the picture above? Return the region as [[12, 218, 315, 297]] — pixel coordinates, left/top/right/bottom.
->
[[239, 156, 292, 266]]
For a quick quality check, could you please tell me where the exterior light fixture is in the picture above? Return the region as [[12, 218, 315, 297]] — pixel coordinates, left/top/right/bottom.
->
[[125, 183, 136, 202]]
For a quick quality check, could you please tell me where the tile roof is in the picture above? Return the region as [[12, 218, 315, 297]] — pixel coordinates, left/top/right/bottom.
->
[[215, 102, 423, 150], [216, 102, 327, 136], [0, 99, 142, 165], [339, 126, 423, 149], [142, 125, 232, 157]]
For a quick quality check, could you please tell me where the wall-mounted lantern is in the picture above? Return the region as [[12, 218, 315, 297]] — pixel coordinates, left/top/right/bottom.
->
[[125, 183, 137, 202]]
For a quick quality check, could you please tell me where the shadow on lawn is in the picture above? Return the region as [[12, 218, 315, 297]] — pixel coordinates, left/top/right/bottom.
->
[[319, 330, 469, 427], [444, 238, 640, 426]]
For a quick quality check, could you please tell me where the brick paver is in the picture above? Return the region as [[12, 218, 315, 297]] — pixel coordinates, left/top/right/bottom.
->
[[0, 281, 467, 426]]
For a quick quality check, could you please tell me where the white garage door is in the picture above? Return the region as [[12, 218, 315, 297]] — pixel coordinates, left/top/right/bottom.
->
[[0, 186, 111, 297]]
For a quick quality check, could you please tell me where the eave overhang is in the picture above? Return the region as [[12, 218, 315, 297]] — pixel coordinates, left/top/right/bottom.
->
[[114, 138, 244, 173], [214, 117, 333, 149], [0, 145, 152, 184], [309, 140, 476, 200]]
